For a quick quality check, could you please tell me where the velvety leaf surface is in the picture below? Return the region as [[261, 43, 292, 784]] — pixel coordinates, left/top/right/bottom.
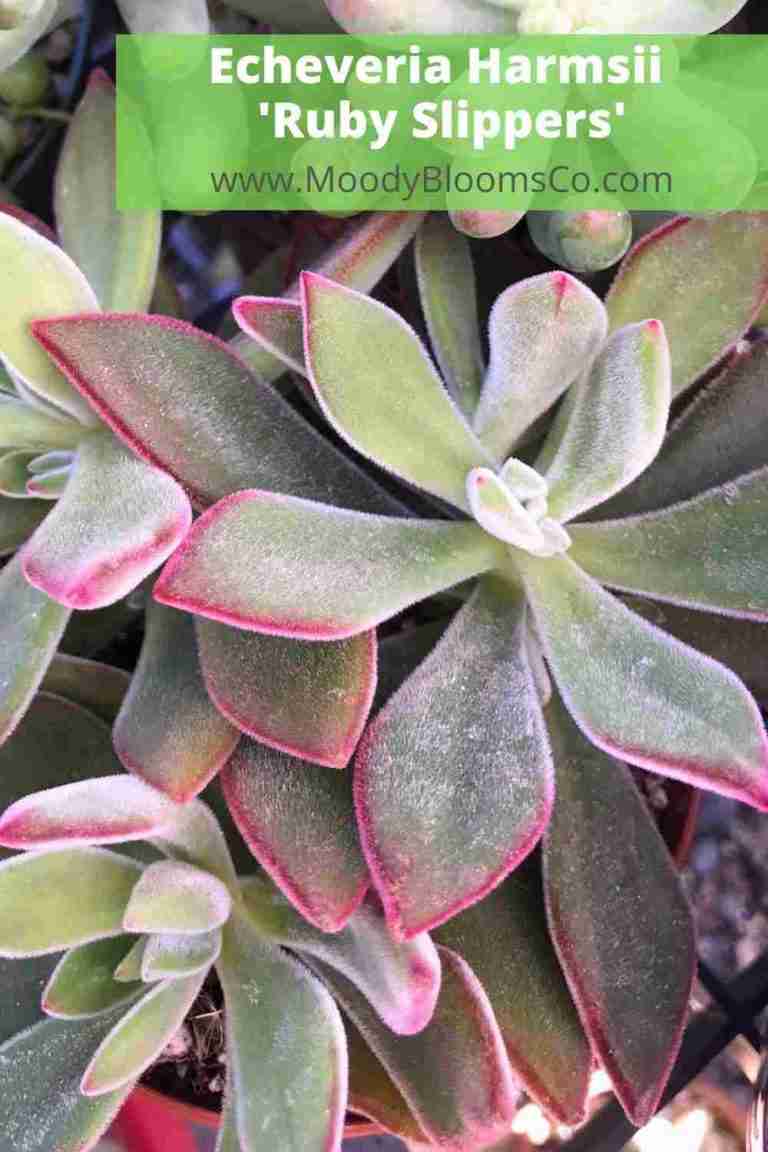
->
[[21, 431, 192, 609], [219, 914, 347, 1152], [150, 798, 238, 890], [374, 620, 450, 712], [540, 320, 670, 523], [122, 860, 231, 935], [0, 555, 70, 744], [155, 490, 501, 639], [232, 297, 304, 376], [0, 492, 48, 553], [570, 469, 768, 619], [32, 313, 397, 512], [345, 1022, 425, 1143], [313, 946, 518, 1151], [302, 272, 493, 510], [0, 395, 83, 450], [222, 736, 368, 932], [414, 215, 483, 419], [41, 655, 130, 725], [434, 864, 590, 1126], [473, 272, 607, 458], [517, 553, 768, 808], [0, 848, 141, 957], [356, 575, 553, 938], [606, 214, 768, 398], [242, 879, 440, 1036], [141, 930, 221, 981], [543, 695, 695, 1125], [42, 937, 141, 1019], [82, 970, 207, 1096], [0, 212, 99, 423], [114, 602, 238, 802], [197, 618, 375, 769], [56, 71, 161, 312]]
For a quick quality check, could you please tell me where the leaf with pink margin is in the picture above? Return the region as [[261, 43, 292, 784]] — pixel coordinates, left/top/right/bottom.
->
[[197, 617, 375, 770], [448, 210, 524, 240], [141, 930, 221, 981], [0, 492, 48, 553], [312, 945, 518, 1151], [242, 878, 440, 1036], [0, 555, 70, 744], [543, 693, 695, 1126], [42, 937, 142, 1019], [356, 575, 553, 940], [0, 449, 37, 496], [114, 601, 238, 802], [222, 735, 367, 932], [302, 272, 494, 511], [0, 848, 142, 957], [473, 272, 608, 459], [155, 490, 502, 640], [32, 313, 398, 513], [606, 214, 768, 399], [232, 297, 304, 375], [219, 913, 348, 1152], [21, 430, 192, 610], [122, 860, 231, 935], [41, 654, 130, 725], [539, 320, 671, 524], [516, 552, 768, 809], [26, 467, 70, 499]]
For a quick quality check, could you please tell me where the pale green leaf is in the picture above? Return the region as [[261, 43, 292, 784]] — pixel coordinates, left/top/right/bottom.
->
[[0, 395, 83, 450], [123, 859, 231, 935], [141, 930, 221, 981], [42, 937, 141, 1019]]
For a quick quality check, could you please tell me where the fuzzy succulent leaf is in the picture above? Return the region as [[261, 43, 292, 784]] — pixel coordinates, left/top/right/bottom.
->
[[242, 879, 440, 1036], [197, 618, 375, 770], [113, 601, 239, 802], [56, 71, 161, 312], [0, 395, 83, 450], [232, 297, 304, 375], [219, 913, 348, 1152], [606, 214, 768, 399], [0, 448, 38, 496], [540, 320, 670, 523], [544, 695, 695, 1126], [113, 940, 146, 985], [222, 736, 368, 932], [122, 859, 231, 936], [517, 553, 768, 809], [0, 492, 48, 553], [42, 937, 142, 1020], [150, 798, 238, 890], [41, 655, 130, 725], [356, 575, 553, 939], [345, 1022, 425, 1142], [155, 490, 501, 639], [141, 930, 222, 981]]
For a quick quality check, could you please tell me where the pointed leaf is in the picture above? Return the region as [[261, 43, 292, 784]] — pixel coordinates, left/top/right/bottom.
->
[[32, 313, 397, 512], [114, 601, 238, 802], [0, 395, 83, 449], [141, 930, 221, 981], [41, 654, 130, 725], [42, 937, 142, 1019], [435, 865, 590, 1126], [82, 971, 206, 1096], [0, 212, 99, 423], [219, 914, 348, 1152], [0, 491, 48, 553], [232, 297, 304, 374], [374, 620, 450, 712], [21, 431, 192, 609], [517, 552, 768, 809], [473, 272, 608, 458], [26, 464, 70, 499], [113, 940, 146, 984], [606, 214, 768, 399], [544, 694, 695, 1126], [356, 575, 553, 939], [243, 879, 440, 1036], [197, 618, 375, 769], [222, 736, 368, 932], [155, 490, 501, 639], [302, 272, 493, 510], [123, 860, 231, 935], [0, 848, 141, 957], [540, 320, 671, 523]]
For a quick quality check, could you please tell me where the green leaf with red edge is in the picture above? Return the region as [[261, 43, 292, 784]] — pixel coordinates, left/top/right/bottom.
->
[[42, 937, 142, 1020], [81, 970, 207, 1096], [114, 601, 238, 802], [141, 930, 221, 981], [356, 575, 553, 940], [122, 860, 231, 935], [516, 552, 768, 809], [0, 491, 48, 553], [302, 271, 494, 511], [197, 617, 375, 770], [242, 878, 440, 1036], [345, 1020, 425, 1142], [311, 945, 518, 1151], [539, 320, 670, 524], [0, 212, 99, 424], [473, 272, 608, 459], [543, 693, 695, 1126], [449, 210, 524, 239], [155, 490, 502, 640], [570, 469, 768, 619], [32, 313, 399, 513], [606, 214, 768, 399], [41, 655, 130, 725], [221, 735, 367, 932], [21, 430, 192, 610], [0, 848, 142, 957], [232, 297, 304, 375], [434, 862, 590, 1126], [56, 71, 161, 312], [0, 555, 70, 744], [219, 913, 348, 1152]]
